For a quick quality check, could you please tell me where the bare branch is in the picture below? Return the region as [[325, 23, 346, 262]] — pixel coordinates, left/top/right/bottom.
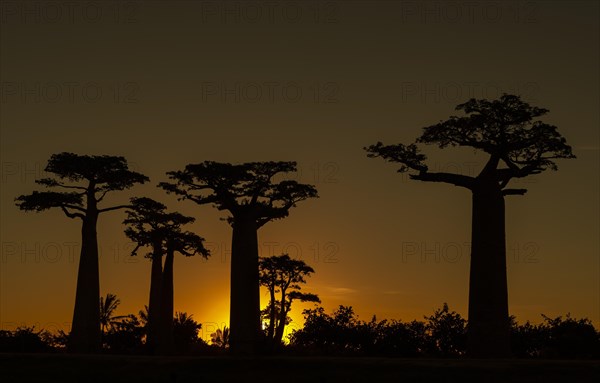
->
[[96, 189, 110, 203], [503, 188, 528, 196], [99, 204, 131, 213], [410, 171, 475, 189], [37, 178, 88, 191], [61, 206, 85, 219], [63, 204, 86, 213]]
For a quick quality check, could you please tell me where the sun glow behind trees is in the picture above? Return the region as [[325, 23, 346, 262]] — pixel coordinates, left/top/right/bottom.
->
[[2, 1, 598, 339]]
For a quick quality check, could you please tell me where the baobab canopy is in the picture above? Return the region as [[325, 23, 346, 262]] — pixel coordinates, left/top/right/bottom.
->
[[159, 161, 319, 227], [366, 94, 575, 195]]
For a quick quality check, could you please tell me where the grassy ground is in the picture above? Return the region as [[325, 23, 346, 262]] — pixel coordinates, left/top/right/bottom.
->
[[0, 353, 598, 383]]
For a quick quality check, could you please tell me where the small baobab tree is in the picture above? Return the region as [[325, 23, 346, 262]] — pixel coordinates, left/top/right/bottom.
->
[[160, 161, 318, 353], [123, 197, 208, 354], [161, 227, 209, 353], [365, 94, 575, 357], [15, 152, 148, 353]]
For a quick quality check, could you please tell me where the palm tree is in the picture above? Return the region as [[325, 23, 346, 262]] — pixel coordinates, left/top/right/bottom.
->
[[173, 312, 203, 353], [99, 293, 128, 340], [210, 326, 230, 349]]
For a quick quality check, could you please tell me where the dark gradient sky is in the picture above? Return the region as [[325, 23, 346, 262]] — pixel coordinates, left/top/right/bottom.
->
[[1, 1, 598, 341]]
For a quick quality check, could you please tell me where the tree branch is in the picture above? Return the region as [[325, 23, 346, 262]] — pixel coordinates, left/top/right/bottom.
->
[[55, 182, 87, 191], [480, 155, 500, 176], [130, 243, 142, 257], [37, 178, 88, 191], [410, 171, 475, 189], [96, 189, 110, 203], [502, 188, 528, 196], [99, 204, 131, 213], [63, 204, 86, 213], [61, 206, 85, 219]]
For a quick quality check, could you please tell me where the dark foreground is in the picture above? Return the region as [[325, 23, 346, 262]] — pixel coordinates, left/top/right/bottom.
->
[[1, 353, 598, 383]]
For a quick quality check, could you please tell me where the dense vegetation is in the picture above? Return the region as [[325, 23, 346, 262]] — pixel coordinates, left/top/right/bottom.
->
[[2, 302, 598, 359]]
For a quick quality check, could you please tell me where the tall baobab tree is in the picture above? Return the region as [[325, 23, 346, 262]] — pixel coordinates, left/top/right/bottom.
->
[[15, 152, 148, 353], [123, 197, 208, 354], [160, 161, 318, 353], [365, 94, 575, 357], [259, 254, 320, 348]]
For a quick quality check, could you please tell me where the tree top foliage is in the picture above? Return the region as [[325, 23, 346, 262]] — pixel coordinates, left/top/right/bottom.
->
[[159, 161, 318, 227], [365, 94, 575, 195], [259, 254, 316, 291], [15, 152, 148, 218], [40, 152, 149, 191], [123, 197, 209, 259]]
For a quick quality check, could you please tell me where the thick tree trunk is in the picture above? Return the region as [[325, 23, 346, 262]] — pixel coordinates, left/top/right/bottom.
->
[[160, 248, 175, 354], [229, 215, 262, 354], [467, 184, 510, 358], [147, 242, 163, 354], [69, 213, 101, 353]]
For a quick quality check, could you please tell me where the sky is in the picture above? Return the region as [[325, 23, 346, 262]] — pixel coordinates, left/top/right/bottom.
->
[[1, 0, 598, 342]]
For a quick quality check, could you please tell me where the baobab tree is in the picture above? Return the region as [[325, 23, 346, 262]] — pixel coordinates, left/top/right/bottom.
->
[[123, 197, 208, 354], [160, 161, 318, 353], [365, 94, 575, 357], [15, 152, 148, 353], [259, 254, 320, 349], [161, 227, 209, 353]]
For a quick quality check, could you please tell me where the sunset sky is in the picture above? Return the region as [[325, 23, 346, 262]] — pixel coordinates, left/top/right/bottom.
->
[[1, 0, 598, 342]]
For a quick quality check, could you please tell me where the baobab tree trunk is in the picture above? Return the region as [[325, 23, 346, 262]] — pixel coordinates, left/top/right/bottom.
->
[[69, 213, 101, 353], [266, 289, 276, 346], [273, 294, 288, 346], [229, 215, 262, 354], [467, 185, 510, 358], [147, 242, 163, 354], [160, 248, 175, 354]]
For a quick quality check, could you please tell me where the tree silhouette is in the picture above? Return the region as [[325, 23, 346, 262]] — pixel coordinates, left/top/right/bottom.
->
[[210, 326, 230, 349], [99, 293, 127, 337], [103, 314, 145, 354], [173, 312, 205, 354], [365, 94, 575, 357], [259, 254, 320, 349], [161, 223, 209, 353], [160, 161, 318, 353], [424, 303, 467, 357], [123, 198, 168, 354], [123, 197, 208, 354], [15, 152, 148, 353]]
